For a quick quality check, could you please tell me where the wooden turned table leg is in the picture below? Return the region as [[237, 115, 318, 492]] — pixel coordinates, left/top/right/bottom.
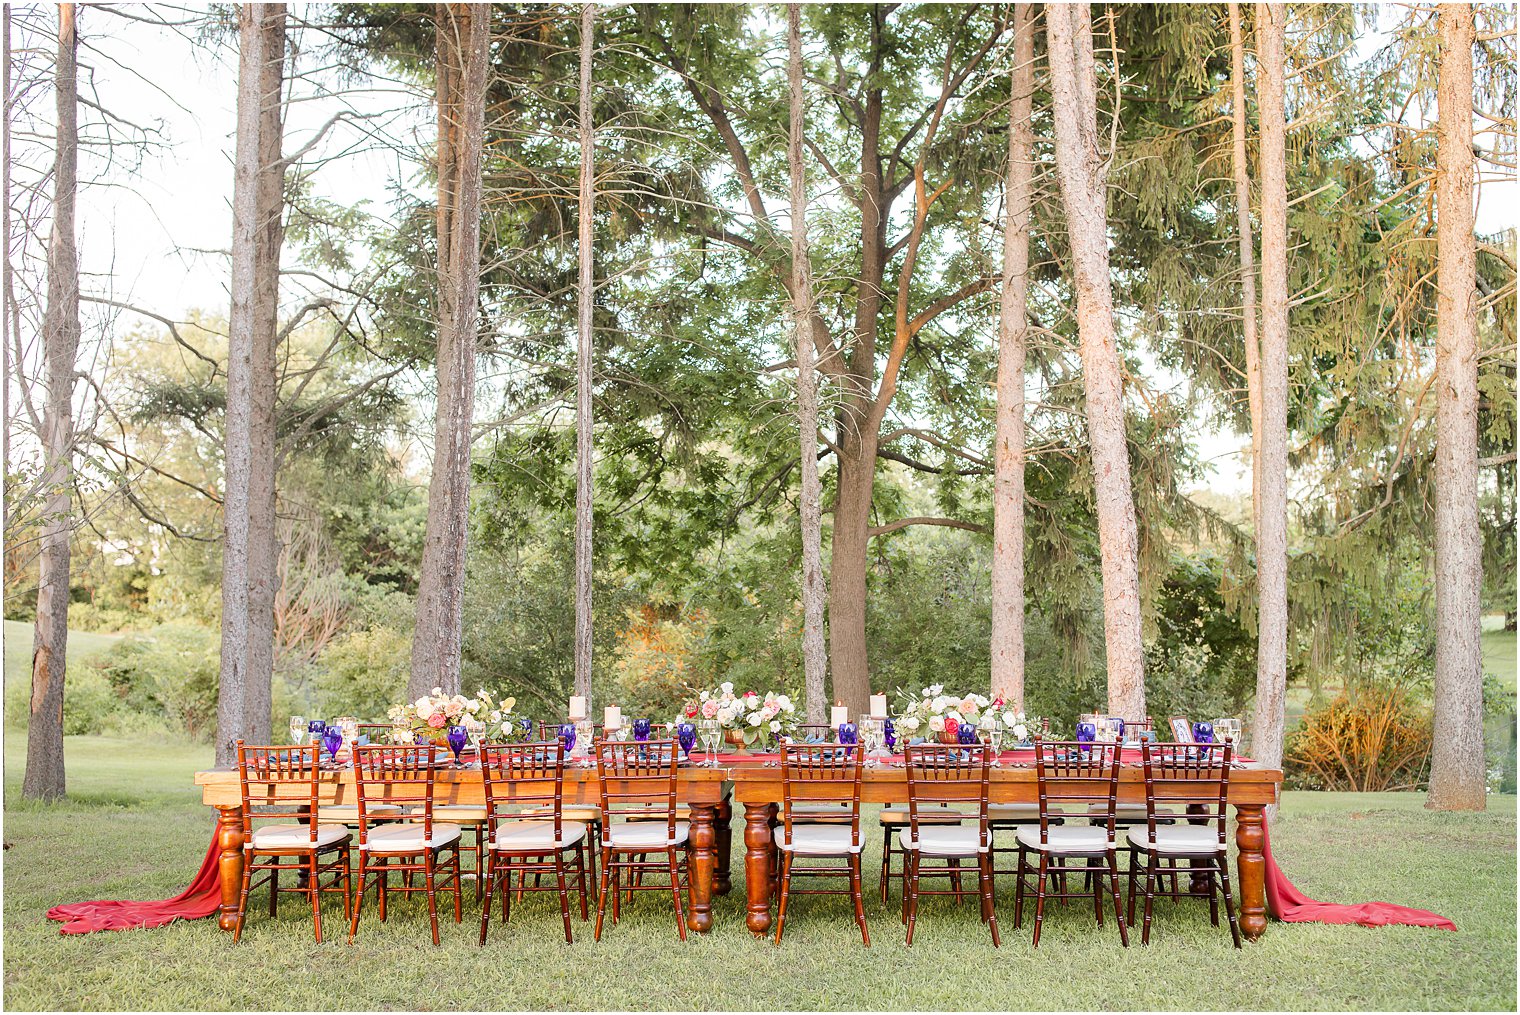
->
[[687, 804, 716, 934], [215, 805, 245, 933], [743, 801, 776, 936], [713, 799, 733, 896], [1235, 803, 1268, 942]]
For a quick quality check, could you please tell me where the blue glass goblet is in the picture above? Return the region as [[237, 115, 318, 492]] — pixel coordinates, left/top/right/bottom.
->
[[519, 717, 534, 740], [557, 722, 577, 755], [1075, 721, 1097, 744], [883, 719, 897, 752], [446, 724, 468, 765], [837, 721, 857, 746], [957, 722, 978, 745], [633, 717, 652, 742], [308, 719, 327, 741], [1192, 721, 1215, 744], [675, 721, 697, 760], [321, 727, 343, 763]]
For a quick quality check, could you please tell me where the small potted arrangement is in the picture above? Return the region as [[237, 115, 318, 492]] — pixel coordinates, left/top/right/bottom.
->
[[679, 682, 797, 753]]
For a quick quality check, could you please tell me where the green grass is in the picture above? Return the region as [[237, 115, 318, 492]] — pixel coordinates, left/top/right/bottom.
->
[[1482, 624, 1516, 693], [2, 734, 1515, 1011], [2, 619, 121, 690]]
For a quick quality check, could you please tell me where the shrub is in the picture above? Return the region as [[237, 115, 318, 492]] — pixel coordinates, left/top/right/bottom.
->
[[4, 662, 127, 734], [97, 623, 220, 739], [311, 625, 412, 720], [612, 605, 710, 718], [1285, 686, 1433, 791]]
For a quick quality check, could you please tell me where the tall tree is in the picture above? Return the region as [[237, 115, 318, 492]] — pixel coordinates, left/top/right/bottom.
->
[[215, 3, 286, 766], [1428, 1, 1486, 811], [1046, 3, 1146, 719], [22, 2, 79, 800], [991, 4, 1035, 708], [1229, 2, 1261, 533], [788, 5, 827, 724], [409, 2, 489, 699], [1250, 1, 1289, 774], [573, 3, 595, 708]]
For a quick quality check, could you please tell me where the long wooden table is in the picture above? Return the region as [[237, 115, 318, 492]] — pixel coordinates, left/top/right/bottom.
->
[[194, 756, 1281, 941]]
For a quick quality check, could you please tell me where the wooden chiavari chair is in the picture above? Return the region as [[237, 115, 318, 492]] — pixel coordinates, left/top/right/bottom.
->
[[478, 742, 591, 944], [232, 742, 352, 943], [593, 739, 688, 941], [1013, 739, 1129, 947], [900, 744, 999, 947], [347, 745, 464, 945], [1125, 740, 1241, 947], [772, 743, 869, 946]]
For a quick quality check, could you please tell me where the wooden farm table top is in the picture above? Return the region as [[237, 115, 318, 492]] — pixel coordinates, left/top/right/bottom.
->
[[193, 757, 1281, 942]]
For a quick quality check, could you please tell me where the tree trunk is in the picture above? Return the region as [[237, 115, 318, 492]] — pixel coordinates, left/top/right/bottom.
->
[[216, 3, 285, 766], [788, 4, 828, 725], [1250, 1, 1289, 774], [991, 4, 1034, 709], [409, 2, 488, 699], [573, 3, 594, 707], [1428, 2, 1485, 811], [1230, 2, 1262, 537], [829, 427, 876, 715], [1046, 3, 1146, 720], [22, 2, 79, 801]]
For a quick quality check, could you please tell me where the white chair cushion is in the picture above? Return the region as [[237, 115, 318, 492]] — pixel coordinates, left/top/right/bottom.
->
[[322, 803, 403, 823], [604, 820, 689, 848], [1125, 825, 1223, 855], [898, 825, 991, 856], [1090, 802, 1179, 821], [363, 821, 462, 852], [249, 823, 349, 850], [491, 819, 587, 852], [1014, 823, 1115, 854], [409, 805, 488, 822], [521, 804, 602, 822], [789, 801, 852, 814], [987, 803, 1042, 821], [773, 823, 862, 855]]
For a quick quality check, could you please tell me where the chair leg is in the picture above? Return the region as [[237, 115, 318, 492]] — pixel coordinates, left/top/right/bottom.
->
[[1105, 850, 1128, 947], [425, 853, 441, 946], [880, 826, 893, 903], [980, 852, 1000, 947], [308, 854, 323, 943], [347, 863, 366, 944], [479, 854, 496, 946], [555, 853, 574, 944], [269, 858, 279, 918], [594, 848, 612, 941], [1126, 846, 1138, 927], [851, 854, 871, 947], [342, 847, 354, 921], [575, 844, 590, 920], [773, 851, 794, 945], [232, 857, 254, 944], [949, 856, 964, 903], [377, 855, 388, 923], [1217, 852, 1243, 949], [1013, 847, 1026, 929], [1032, 853, 1049, 948], [1207, 862, 1220, 926], [904, 851, 922, 946], [1142, 852, 1158, 945], [1092, 855, 1104, 927], [667, 850, 688, 942]]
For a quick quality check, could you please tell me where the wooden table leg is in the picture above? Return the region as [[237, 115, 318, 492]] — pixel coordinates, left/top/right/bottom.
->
[[215, 805, 245, 933], [713, 799, 733, 896], [687, 803, 716, 934], [743, 801, 776, 936], [1235, 803, 1268, 942]]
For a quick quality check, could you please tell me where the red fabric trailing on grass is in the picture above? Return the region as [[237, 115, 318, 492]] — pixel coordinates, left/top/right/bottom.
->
[[46, 827, 223, 934], [1262, 821, 1457, 931]]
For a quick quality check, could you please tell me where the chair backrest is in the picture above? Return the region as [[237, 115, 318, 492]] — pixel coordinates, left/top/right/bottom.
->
[[480, 742, 566, 845], [903, 744, 990, 843], [539, 720, 604, 741], [793, 723, 835, 743], [237, 742, 321, 845], [351, 744, 441, 847], [780, 743, 863, 848], [1167, 716, 1193, 743], [357, 723, 393, 744], [1140, 741, 1232, 847], [595, 739, 680, 845], [1032, 738, 1121, 842]]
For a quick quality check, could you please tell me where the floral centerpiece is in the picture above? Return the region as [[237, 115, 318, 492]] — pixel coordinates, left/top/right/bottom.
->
[[891, 686, 1045, 746], [678, 682, 797, 751], [384, 687, 528, 746]]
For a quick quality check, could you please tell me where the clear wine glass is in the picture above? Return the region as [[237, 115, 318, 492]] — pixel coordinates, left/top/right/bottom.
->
[[289, 715, 307, 746], [984, 716, 1004, 766], [698, 718, 721, 766]]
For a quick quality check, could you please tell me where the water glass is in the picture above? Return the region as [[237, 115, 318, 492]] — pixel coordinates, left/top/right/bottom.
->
[[698, 718, 721, 765], [558, 722, 577, 755], [320, 726, 344, 763], [289, 715, 307, 746], [675, 721, 697, 760]]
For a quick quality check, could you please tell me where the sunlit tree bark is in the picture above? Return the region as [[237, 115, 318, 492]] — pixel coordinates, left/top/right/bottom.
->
[[574, 3, 595, 707]]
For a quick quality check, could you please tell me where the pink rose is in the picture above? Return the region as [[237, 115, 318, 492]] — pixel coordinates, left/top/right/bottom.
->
[[427, 713, 446, 728], [701, 700, 719, 719], [944, 716, 959, 735], [957, 699, 978, 716]]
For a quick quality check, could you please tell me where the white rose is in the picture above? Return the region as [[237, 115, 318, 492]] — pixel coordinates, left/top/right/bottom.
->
[[776, 694, 792, 709], [902, 716, 921, 732], [922, 687, 933, 698], [720, 681, 734, 694], [416, 702, 434, 721], [749, 713, 763, 726], [490, 710, 502, 722], [1014, 724, 1029, 742], [928, 683, 943, 696], [928, 716, 946, 733], [432, 686, 442, 696], [769, 720, 781, 733]]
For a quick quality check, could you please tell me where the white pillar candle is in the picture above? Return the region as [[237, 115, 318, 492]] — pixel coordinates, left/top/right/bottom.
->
[[569, 695, 587, 720], [869, 694, 888, 717], [604, 705, 622, 730], [831, 704, 849, 727]]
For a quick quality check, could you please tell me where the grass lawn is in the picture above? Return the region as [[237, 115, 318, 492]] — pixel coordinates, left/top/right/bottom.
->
[[2, 620, 122, 686], [2, 735, 1515, 1011]]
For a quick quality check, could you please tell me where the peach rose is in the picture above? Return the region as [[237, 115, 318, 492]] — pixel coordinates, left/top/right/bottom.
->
[[427, 713, 447, 729]]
